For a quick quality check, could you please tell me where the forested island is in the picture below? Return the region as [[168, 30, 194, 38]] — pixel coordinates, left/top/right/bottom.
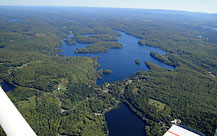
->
[[103, 69, 112, 74], [65, 38, 76, 45], [0, 6, 217, 136], [75, 41, 123, 53], [135, 59, 141, 65]]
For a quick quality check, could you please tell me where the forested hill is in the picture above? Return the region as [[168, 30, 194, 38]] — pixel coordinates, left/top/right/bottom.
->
[[0, 7, 217, 136]]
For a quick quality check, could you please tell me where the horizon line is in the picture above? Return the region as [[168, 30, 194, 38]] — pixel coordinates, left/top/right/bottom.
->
[[0, 5, 216, 14]]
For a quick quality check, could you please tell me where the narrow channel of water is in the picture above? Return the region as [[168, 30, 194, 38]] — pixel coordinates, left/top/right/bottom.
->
[[58, 31, 174, 85], [105, 103, 145, 136]]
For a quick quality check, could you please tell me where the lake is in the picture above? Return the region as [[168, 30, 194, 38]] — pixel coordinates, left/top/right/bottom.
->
[[0, 82, 16, 92], [197, 35, 202, 38], [64, 19, 75, 22], [58, 31, 174, 85], [9, 18, 23, 22], [105, 103, 145, 136], [45, 18, 51, 21]]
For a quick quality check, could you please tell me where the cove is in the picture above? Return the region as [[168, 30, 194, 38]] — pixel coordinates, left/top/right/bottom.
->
[[58, 31, 174, 85], [0, 82, 16, 92], [105, 103, 145, 136]]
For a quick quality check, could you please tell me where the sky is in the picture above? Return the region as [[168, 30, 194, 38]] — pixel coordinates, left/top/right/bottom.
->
[[0, 0, 217, 13]]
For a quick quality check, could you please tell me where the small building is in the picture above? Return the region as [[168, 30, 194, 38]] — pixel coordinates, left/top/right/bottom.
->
[[171, 119, 181, 124], [125, 80, 132, 85]]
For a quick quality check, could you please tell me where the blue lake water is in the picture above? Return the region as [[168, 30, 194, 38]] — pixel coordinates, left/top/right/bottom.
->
[[0, 82, 16, 92], [64, 19, 75, 22], [105, 103, 145, 136], [45, 18, 51, 21], [9, 18, 23, 22], [197, 35, 202, 38], [84, 34, 95, 37], [58, 31, 174, 85], [0, 46, 4, 48]]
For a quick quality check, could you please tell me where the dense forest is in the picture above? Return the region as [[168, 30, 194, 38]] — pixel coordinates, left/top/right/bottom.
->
[[0, 6, 217, 136]]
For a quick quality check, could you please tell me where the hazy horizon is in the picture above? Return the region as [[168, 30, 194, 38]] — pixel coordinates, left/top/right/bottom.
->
[[0, 0, 216, 14], [0, 5, 216, 15]]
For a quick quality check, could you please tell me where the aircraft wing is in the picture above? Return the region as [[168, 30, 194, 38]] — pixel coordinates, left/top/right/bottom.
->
[[0, 87, 36, 136], [164, 124, 205, 136]]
